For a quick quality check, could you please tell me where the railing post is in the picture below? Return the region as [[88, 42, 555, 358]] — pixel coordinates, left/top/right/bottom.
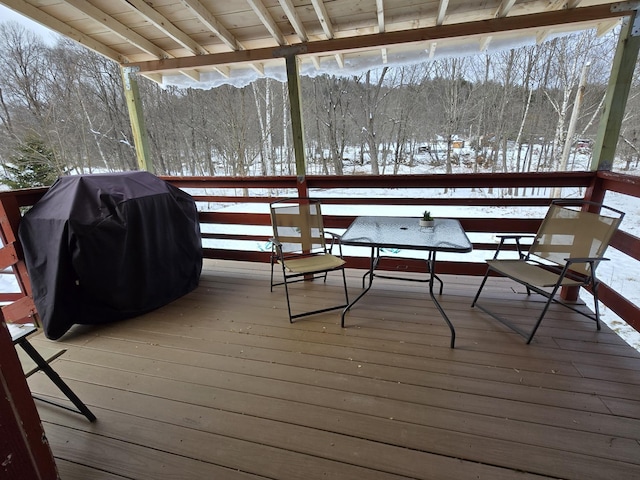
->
[[0, 196, 33, 299], [296, 176, 309, 199], [561, 172, 605, 302]]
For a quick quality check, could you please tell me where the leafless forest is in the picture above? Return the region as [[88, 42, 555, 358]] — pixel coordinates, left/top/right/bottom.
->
[[0, 21, 638, 186]]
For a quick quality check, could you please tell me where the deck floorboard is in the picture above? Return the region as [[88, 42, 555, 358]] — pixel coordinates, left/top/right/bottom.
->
[[25, 259, 640, 479]]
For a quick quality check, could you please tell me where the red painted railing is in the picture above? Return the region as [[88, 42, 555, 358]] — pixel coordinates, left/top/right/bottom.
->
[[1, 171, 638, 331]]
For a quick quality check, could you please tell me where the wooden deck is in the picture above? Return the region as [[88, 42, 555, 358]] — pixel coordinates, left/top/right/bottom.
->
[[25, 259, 640, 480]]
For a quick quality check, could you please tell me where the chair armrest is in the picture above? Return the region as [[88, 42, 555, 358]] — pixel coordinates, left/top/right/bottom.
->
[[493, 234, 534, 259], [325, 231, 343, 257], [270, 237, 281, 247], [565, 256, 609, 264]]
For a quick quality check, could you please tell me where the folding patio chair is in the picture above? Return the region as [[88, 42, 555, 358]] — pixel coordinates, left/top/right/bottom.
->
[[8, 321, 96, 422], [471, 199, 624, 343], [270, 198, 349, 322]]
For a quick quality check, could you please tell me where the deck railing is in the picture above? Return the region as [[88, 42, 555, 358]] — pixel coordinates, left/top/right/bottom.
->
[[1, 171, 638, 332]]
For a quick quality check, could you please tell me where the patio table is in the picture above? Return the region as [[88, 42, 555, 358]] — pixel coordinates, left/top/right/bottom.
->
[[340, 216, 472, 348]]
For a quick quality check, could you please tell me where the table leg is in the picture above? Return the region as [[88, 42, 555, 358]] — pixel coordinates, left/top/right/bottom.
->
[[427, 252, 456, 348], [342, 246, 376, 327]]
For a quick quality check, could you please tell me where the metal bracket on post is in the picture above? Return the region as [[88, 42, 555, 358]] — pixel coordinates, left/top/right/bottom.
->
[[611, 2, 640, 35], [122, 66, 141, 90]]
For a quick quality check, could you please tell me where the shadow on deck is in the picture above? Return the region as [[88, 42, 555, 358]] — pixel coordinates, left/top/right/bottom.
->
[[26, 259, 640, 479]]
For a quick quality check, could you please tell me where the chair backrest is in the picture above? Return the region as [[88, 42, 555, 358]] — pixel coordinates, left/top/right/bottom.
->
[[529, 200, 624, 276], [270, 198, 328, 255]]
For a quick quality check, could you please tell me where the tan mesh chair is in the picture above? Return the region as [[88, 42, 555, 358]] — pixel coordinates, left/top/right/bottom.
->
[[270, 198, 349, 322], [471, 199, 624, 343]]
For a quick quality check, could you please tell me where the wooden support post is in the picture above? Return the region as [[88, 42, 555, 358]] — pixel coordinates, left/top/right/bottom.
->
[[591, 11, 640, 171], [284, 55, 306, 185], [121, 66, 153, 173]]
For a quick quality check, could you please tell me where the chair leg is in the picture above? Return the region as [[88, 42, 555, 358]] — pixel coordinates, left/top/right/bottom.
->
[[592, 281, 602, 331], [270, 254, 276, 292], [471, 269, 491, 307], [341, 267, 349, 305], [18, 340, 96, 422], [280, 265, 295, 323], [525, 289, 559, 344]]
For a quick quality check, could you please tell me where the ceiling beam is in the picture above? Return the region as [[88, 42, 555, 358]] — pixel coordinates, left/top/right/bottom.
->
[[180, 0, 240, 51], [436, 0, 449, 26], [495, 0, 517, 19], [61, 0, 169, 59], [311, 0, 334, 38], [246, 0, 287, 45], [0, 0, 126, 62], [376, 0, 385, 33], [122, 0, 209, 56], [278, 0, 308, 42], [128, 4, 631, 74], [483, 0, 517, 52]]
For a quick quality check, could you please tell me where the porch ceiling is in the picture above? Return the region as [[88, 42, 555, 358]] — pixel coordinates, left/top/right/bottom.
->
[[0, 1, 636, 88]]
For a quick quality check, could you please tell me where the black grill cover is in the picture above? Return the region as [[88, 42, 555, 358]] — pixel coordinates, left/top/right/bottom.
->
[[18, 172, 202, 340]]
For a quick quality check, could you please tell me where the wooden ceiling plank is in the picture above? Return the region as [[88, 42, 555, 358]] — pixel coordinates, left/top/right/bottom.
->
[[310, 0, 334, 39], [179, 0, 240, 51], [376, 0, 385, 33], [246, 0, 287, 45], [129, 4, 631, 74], [436, 0, 449, 26], [61, 0, 169, 59], [278, 0, 308, 42], [0, 0, 126, 62], [120, 0, 209, 56]]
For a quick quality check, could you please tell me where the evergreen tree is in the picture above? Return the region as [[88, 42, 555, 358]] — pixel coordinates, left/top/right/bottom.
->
[[1, 136, 61, 189]]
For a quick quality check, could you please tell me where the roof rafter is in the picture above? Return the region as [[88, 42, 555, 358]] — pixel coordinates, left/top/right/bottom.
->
[[436, 0, 449, 26], [246, 0, 287, 45], [496, 0, 517, 19], [179, 0, 241, 51], [278, 0, 308, 42], [310, 0, 344, 68], [376, 0, 385, 32], [121, 0, 209, 56], [539, 0, 586, 45], [376, 0, 386, 63], [311, 0, 334, 38], [0, 0, 126, 62], [128, 4, 631, 74], [482, 0, 518, 52], [61, 0, 169, 59]]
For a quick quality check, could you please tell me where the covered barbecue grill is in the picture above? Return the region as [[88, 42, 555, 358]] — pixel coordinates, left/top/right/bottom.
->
[[18, 171, 202, 340]]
